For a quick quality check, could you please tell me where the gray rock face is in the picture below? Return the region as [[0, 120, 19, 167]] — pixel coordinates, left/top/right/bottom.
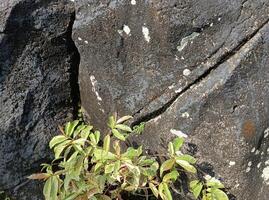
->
[[0, 0, 79, 199], [74, 0, 269, 199]]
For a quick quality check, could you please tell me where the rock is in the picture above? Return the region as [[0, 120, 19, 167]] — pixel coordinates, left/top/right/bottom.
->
[[0, 0, 79, 199], [74, 0, 269, 199]]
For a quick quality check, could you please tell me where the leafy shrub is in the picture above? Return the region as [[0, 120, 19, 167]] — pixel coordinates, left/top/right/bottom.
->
[[29, 115, 228, 200]]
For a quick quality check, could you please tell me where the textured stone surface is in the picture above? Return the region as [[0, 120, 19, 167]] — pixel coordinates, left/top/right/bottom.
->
[[74, 0, 269, 199], [0, 0, 78, 199]]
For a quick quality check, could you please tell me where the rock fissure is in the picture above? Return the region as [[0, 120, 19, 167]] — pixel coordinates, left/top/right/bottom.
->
[[132, 18, 269, 126]]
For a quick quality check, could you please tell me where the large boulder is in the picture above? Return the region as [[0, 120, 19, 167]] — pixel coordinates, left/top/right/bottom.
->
[[73, 0, 269, 199], [0, 0, 79, 199]]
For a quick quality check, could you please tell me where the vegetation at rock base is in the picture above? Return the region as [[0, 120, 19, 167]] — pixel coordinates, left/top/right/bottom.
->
[[29, 114, 229, 200]]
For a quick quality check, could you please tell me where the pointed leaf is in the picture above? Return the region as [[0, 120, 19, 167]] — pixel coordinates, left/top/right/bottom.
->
[[28, 173, 50, 180], [211, 188, 229, 200], [163, 170, 179, 183], [172, 137, 184, 152], [176, 155, 196, 164], [49, 135, 67, 149], [103, 135, 110, 152], [65, 120, 80, 137], [160, 159, 175, 177], [116, 115, 133, 124], [190, 180, 203, 198], [176, 159, 197, 173], [149, 183, 159, 198], [115, 124, 132, 132], [168, 142, 174, 155], [108, 116, 116, 129], [112, 129, 125, 141]]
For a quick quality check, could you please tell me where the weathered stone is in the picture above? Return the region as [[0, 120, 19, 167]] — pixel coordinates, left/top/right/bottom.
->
[[74, 0, 269, 199], [0, 0, 78, 199]]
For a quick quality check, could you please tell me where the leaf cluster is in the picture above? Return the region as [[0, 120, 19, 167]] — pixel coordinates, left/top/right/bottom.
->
[[29, 115, 228, 200]]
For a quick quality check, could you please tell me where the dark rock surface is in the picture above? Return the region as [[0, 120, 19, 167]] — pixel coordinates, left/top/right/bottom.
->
[[0, 0, 79, 199], [74, 0, 269, 199]]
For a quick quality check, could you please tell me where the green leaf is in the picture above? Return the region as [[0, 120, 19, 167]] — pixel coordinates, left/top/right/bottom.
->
[[206, 178, 225, 189], [94, 131, 101, 144], [112, 129, 125, 141], [116, 115, 133, 124], [43, 176, 58, 200], [149, 183, 159, 198], [176, 155, 196, 164], [54, 140, 71, 159], [133, 122, 145, 135], [89, 133, 97, 145], [115, 124, 132, 132], [163, 170, 179, 183], [175, 159, 197, 173], [49, 135, 67, 149], [65, 120, 80, 137], [73, 124, 87, 138], [108, 116, 116, 129], [163, 182, 172, 200], [105, 163, 115, 174], [172, 137, 184, 152], [190, 180, 203, 198], [103, 135, 110, 152], [211, 188, 229, 200], [160, 159, 175, 177], [168, 142, 174, 155]]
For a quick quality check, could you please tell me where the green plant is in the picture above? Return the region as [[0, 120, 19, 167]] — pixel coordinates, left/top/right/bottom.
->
[[29, 115, 229, 200], [0, 191, 11, 200]]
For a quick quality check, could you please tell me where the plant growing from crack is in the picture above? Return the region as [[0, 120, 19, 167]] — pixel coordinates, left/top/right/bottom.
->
[[29, 114, 229, 200]]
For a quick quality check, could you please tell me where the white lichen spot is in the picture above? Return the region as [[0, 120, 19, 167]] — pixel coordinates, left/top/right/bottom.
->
[[181, 56, 185, 60], [123, 25, 131, 35], [177, 32, 199, 51], [257, 162, 261, 168], [181, 112, 190, 118], [90, 75, 102, 102], [251, 147, 256, 153], [261, 166, 269, 185], [265, 160, 269, 166], [78, 37, 82, 41], [264, 128, 269, 138], [267, 148, 269, 153], [131, 0, 136, 5], [117, 30, 123, 36], [218, 17, 221, 21], [210, 23, 214, 27], [229, 161, 236, 166], [255, 150, 260, 155], [142, 26, 151, 43], [235, 183, 240, 188], [183, 69, 191, 76], [168, 84, 175, 89], [170, 129, 188, 138], [84, 40, 88, 44], [248, 161, 252, 167], [175, 87, 182, 93], [246, 167, 251, 173]]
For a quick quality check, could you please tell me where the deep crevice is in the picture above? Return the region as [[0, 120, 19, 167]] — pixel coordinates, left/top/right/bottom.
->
[[132, 18, 269, 126], [66, 11, 81, 119]]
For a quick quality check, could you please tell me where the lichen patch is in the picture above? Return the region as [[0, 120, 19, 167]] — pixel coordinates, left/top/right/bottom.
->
[[142, 26, 151, 43]]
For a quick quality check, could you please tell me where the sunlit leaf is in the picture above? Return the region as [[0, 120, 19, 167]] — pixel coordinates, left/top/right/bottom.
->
[[105, 163, 115, 174], [163, 170, 179, 183], [116, 115, 133, 124], [175, 159, 197, 173], [65, 120, 80, 137], [112, 129, 125, 141], [49, 135, 67, 149], [172, 137, 184, 152], [190, 180, 203, 198], [211, 188, 229, 200], [160, 159, 175, 177], [176, 155, 196, 164], [115, 124, 132, 132], [108, 116, 116, 129], [168, 142, 174, 155], [149, 183, 159, 198], [103, 135, 110, 152]]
